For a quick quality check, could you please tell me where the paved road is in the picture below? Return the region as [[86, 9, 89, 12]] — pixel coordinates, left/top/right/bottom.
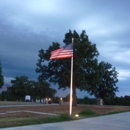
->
[[0, 112, 130, 130]]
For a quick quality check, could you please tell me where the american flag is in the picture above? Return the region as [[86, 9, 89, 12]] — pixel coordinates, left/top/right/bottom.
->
[[50, 43, 73, 60]]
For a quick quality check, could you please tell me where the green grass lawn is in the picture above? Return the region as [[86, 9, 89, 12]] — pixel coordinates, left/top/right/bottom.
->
[[0, 101, 130, 128], [0, 114, 72, 128]]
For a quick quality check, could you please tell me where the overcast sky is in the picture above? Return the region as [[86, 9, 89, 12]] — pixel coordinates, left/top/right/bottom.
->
[[0, 0, 130, 98]]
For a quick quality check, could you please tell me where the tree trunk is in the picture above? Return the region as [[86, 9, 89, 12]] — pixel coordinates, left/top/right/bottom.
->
[[72, 85, 77, 107]]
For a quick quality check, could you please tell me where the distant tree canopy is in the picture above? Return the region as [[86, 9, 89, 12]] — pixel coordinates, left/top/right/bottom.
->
[[77, 95, 130, 106], [104, 95, 130, 106], [4, 76, 56, 101], [0, 62, 4, 88]]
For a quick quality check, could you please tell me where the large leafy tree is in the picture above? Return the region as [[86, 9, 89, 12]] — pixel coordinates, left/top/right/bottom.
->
[[87, 61, 119, 99], [36, 30, 99, 106], [0, 62, 4, 88]]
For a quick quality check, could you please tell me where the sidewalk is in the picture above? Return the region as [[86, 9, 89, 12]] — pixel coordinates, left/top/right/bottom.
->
[[0, 112, 130, 130]]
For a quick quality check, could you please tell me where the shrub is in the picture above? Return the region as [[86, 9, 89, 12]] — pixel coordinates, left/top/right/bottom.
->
[[58, 114, 72, 121], [79, 109, 96, 116]]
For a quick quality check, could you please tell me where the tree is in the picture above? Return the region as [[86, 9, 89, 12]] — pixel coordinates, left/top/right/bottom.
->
[[9, 76, 30, 101], [0, 62, 4, 88], [8, 76, 56, 101], [87, 61, 118, 99], [33, 80, 57, 102], [36, 30, 99, 106]]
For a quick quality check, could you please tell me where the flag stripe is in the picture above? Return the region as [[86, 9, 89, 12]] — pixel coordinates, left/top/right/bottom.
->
[[50, 43, 73, 60]]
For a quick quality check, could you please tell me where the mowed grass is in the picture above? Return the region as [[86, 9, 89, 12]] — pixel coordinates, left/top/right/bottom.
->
[[1, 110, 129, 128], [0, 117, 33, 128], [0, 101, 130, 128], [0, 114, 72, 128]]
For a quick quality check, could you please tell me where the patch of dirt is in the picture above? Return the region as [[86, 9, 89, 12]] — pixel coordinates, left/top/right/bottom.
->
[[0, 104, 130, 119], [0, 112, 50, 119]]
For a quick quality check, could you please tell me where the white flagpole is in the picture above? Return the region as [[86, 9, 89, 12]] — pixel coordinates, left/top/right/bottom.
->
[[69, 38, 74, 116]]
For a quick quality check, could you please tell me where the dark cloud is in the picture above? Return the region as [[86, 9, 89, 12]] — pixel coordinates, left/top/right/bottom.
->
[[0, 0, 130, 97]]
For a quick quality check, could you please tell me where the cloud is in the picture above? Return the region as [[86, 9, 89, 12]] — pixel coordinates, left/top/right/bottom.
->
[[114, 51, 130, 64], [0, 0, 130, 97], [76, 15, 129, 39], [0, 0, 80, 34], [116, 85, 130, 97], [117, 68, 130, 81], [97, 40, 130, 66], [4, 77, 14, 85]]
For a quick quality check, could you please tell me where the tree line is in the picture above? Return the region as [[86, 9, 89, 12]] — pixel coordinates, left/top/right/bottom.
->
[[0, 76, 56, 101], [0, 30, 119, 105], [77, 96, 130, 106], [50, 95, 130, 106]]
